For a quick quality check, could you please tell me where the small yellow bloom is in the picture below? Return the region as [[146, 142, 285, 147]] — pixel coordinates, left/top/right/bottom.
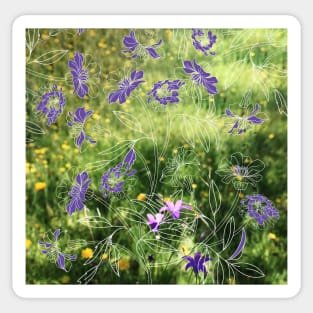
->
[[111, 46, 117, 52], [268, 133, 275, 140], [200, 191, 209, 198], [60, 275, 70, 284], [98, 41, 107, 48], [105, 118, 111, 124], [228, 278, 236, 285], [260, 47, 267, 52], [81, 248, 93, 259], [65, 162, 71, 169], [173, 149, 178, 154], [102, 253, 109, 260], [183, 143, 189, 149], [159, 156, 165, 162], [268, 233, 277, 240], [163, 197, 171, 202], [250, 52, 255, 57], [105, 50, 111, 55], [92, 113, 101, 120], [137, 193, 147, 201], [35, 182, 46, 191], [34, 223, 40, 229], [59, 167, 66, 173], [119, 259, 130, 271], [41, 33, 50, 40], [181, 246, 189, 255], [54, 38, 59, 44], [239, 193, 245, 199], [61, 143, 70, 150], [191, 184, 197, 189], [25, 239, 32, 249]]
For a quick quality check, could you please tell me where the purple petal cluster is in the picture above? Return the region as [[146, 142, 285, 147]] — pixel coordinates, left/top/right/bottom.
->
[[182, 252, 212, 274], [183, 59, 218, 94], [38, 229, 77, 272], [226, 104, 265, 135], [147, 199, 192, 232], [100, 149, 137, 197], [67, 106, 96, 149], [122, 30, 162, 59], [191, 29, 217, 56], [241, 194, 280, 225], [109, 70, 145, 104], [36, 84, 66, 126], [68, 52, 89, 98], [147, 79, 185, 105], [66, 171, 91, 215]]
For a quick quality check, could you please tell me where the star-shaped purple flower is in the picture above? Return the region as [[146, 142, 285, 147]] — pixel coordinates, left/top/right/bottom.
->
[[36, 84, 66, 126], [191, 29, 217, 56], [182, 252, 212, 274], [226, 104, 265, 135], [66, 171, 91, 215], [147, 79, 185, 105], [38, 229, 77, 272], [183, 59, 218, 94], [122, 30, 162, 59], [100, 149, 137, 197], [108, 70, 145, 104], [67, 106, 96, 150], [68, 52, 89, 98], [147, 213, 164, 232], [160, 200, 192, 219]]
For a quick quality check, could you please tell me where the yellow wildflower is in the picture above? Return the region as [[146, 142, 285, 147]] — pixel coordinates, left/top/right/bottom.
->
[[61, 143, 70, 150], [268, 233, 278, 241], [60, 275, 70, 284], [268, 133, 275, 140], [102, 253, 109, 260], [119, 259, 130, 271], [191, 184, 197, 189], [137, 193, 147, 201], [35, 182, 46, 191], [25, 239, 32, 249], [81, 248, 93, 259]]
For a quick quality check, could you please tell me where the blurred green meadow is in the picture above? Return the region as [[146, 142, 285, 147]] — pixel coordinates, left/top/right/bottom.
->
[[26, 28, 287, 284]]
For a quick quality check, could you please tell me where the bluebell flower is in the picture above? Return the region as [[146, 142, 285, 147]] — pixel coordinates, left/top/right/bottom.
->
[[122, 30, 162, 59], [183, 59, 218, 94], [68, 52, 89, 98], [36, 84, 66, 126], [147, 79, 185, 105], [38, 229, 77, 272], [182, 252, 212, 274], [109, 70, 145, 104], [191, 29, 217, 56], [66, 171, 91, 215]]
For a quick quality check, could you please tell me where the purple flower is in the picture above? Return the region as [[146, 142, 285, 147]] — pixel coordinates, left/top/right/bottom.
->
[[109, 70, 145, 104], [38, 229, 77, 272], [191, 29, 217, 56], [226, 104, 265, 135], [77, 28, 84, 35], [216, 152, 265, 190], [122, 30, 162, 59], [100, 149, 137, 197], [66, 171, 91, 215], [182, 252, 212, 274], [241, 195, 280, 225], [160, 200, 192, 219], [36, 84, 66, 126], [68, 52, 89, 98], [147, 80, 185, 105], [147, 213, 164, 232], [229, 229, 246, 260], [183, 59, 218, 94], [67, 106, 96, 150]]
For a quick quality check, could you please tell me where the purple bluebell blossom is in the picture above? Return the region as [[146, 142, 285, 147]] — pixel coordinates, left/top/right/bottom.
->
[[68, 52, 89, 98], [182, 252, 212, 274], [66, 171, 91, 215], [100, 149, 137, 197], [147, 213, 164, 232], [77, 28, 84, 35], [67, 106, 96, 150], [183, 59, 218, 94], [160, 200, 192, 219], [226, 104, 265, 135], [36, 84, 66, 126], [109, 70, 145, 104], [122, 30, 162, 59], [147, 79, 185, 105], [241, 195, 280, 225], [38, 229, 77, 272], [191, 29, 217, 56]]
